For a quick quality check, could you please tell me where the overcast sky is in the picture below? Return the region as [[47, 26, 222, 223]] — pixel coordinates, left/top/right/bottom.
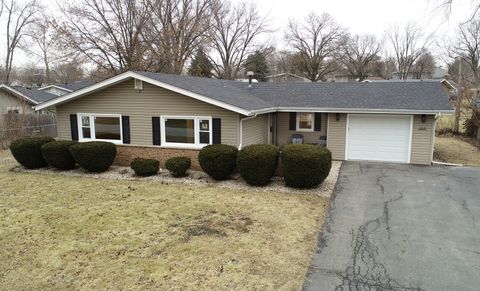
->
[[2, 0, 475, 68]]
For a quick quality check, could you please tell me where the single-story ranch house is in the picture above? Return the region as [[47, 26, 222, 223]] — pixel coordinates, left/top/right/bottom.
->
[[35, 71, 453, 169]]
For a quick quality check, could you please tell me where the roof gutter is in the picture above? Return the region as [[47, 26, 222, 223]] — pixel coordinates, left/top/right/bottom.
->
[[238, 113, 257, 149], [250, 107, 454, 115]]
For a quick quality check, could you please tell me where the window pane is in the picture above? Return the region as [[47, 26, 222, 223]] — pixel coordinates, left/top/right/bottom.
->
[[82, 127, 91, 138], [94, 117, 121, 140], [199, 132, 209, 144], [199, 120, 209, 131], [299, 113, 313, 129], [81, 116, 90, 127], [165, 119, 194, 143]]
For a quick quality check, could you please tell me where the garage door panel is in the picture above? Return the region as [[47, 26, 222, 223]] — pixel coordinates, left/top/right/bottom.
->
[[347, 115, 411, 163]]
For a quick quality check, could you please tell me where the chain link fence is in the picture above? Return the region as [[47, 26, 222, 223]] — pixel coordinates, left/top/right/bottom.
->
[[0, 114, 57, 149]]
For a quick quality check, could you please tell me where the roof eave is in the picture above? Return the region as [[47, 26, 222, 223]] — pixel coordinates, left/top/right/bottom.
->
[[35, 71, 253, 116], [251, 107, 454, 115], [0, 84, 39, 105]]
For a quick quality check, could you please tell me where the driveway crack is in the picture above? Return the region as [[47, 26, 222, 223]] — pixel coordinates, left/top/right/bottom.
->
[[335, 171, 419, 291]]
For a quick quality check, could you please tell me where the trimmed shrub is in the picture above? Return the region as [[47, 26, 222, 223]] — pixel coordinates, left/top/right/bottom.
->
[[198, 144, 238, 180], [41, 140, 78, 170], [10, 136, 55, 169], [131, 158, 159, 177], [237, 144, 279, 186], [165, 156, 191, 177], [281, 144, 332, 189], [69, 141, 117, 172]]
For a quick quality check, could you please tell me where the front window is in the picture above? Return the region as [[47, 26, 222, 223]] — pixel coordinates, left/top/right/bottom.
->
[[78, 113, 122, 143], [161, 116, 211, 148], [297, 112, 314, 131]]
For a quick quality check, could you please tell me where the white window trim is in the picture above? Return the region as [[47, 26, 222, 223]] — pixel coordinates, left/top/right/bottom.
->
[[296, 112, 315, 132], [160, 115, 212, 149], [77, 113, 123, 144]]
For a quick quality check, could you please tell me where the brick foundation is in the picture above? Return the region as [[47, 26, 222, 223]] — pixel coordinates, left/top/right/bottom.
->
[[114, 145, 201, 170]]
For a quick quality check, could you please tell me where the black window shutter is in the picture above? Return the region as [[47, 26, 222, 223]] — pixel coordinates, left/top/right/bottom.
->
[[70, 114, 78, 141], [121, 116, 130, 144], [314, 113, 322, 131], [289, 112, 296, 130], [152, 117, 160, 145], [212, 118, 221, 144]]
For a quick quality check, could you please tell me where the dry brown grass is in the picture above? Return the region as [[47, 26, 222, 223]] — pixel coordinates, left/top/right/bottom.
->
[[434, 136, 480, 166], [0, 164, 328, 290]]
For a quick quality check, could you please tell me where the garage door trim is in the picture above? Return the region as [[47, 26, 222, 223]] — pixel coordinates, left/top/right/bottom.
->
[[345, 114, 413, 163]]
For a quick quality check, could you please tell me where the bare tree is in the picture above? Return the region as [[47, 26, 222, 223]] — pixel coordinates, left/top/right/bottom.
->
[[338, 34, 382, 81], [21, 13, 67, 83], [208, 0, 269, 80], [57, 0, 151, 75], [2, 0, 41, 83], [449, 18, 480, 134], [285, 12, 346, 82], [414, 51, 436, 79], [386, 23, 430, 80], [147, 0, 212, 74], [436, 0, 480, 19]]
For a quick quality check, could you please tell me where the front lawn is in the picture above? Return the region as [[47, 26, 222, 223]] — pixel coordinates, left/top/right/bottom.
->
[[434, 136, 480, 166], [0, 164, 328, 290]]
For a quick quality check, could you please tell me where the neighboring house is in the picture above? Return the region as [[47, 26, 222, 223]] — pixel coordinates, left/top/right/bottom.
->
[[39, 80, 94, 96], [0, 84, 57, 114], [390, 67, 450, 80], [265, 73, 310, 83], [363, 79, 457, 97], [35, 71, 452, 169]]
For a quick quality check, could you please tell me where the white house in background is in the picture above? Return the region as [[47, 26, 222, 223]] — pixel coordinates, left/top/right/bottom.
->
[[265, 73, 310, 83], [39, 80, 94, 96]]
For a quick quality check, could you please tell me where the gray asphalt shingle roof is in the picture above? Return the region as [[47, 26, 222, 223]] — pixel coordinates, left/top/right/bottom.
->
[[135, 71, 452, 112], [61, 80, 94, 91], [11, 86, 58, 104], [135, 71, 271, 111]]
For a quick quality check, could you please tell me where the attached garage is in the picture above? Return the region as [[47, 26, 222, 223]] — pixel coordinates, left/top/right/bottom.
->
[[346, 114, 412, 163]]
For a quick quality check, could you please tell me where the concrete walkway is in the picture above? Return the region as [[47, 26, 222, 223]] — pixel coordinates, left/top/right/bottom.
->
[[303, 162, 480, 291]]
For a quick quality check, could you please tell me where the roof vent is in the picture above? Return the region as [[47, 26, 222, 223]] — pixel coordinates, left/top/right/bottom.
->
[[247, 71, 254, 87], [134, 79, 143, 91]]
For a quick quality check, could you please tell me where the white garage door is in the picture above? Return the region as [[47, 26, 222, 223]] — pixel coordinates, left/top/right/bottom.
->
[[347, 115, 412, 163]]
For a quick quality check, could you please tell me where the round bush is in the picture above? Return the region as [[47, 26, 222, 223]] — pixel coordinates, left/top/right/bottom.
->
[[130, 158, 159, 177], [281, 144, 332, 189], [41, 140, 78, 170], [237, 144, 279, 186], [69, 141, 117, 172], [10, 136, 55, 169], [198, 144, 238, 180], [165, 156, 191, 177]]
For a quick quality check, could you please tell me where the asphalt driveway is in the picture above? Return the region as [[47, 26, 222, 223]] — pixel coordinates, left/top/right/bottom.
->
[[303, 162, 480, 291]]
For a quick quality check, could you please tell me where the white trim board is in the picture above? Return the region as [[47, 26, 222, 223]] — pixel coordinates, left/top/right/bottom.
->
[[0, 84, 39, 105], [38, 85, 73, 93], [35, 71, 252, 115]]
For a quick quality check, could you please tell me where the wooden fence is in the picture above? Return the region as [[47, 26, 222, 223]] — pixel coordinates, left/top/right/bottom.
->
[[0, 114, 58, 149]]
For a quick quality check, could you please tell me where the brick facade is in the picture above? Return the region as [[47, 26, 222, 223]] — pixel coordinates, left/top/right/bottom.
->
[[114, 145, 201, 170]]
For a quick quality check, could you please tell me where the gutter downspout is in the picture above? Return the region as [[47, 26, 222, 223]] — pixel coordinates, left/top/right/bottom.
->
[[238, 113, 257, 149]]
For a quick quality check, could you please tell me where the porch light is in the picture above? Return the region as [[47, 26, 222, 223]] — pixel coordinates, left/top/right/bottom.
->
[[336, 113, 340, 121], [421, 114, 426, 123]]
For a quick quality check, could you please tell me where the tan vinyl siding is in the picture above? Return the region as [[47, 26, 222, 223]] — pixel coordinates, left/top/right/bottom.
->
[[56, 79, 240, 146], [241, 114, 269, 146], [326, 113, 347, 160], [410, 114, 435, 165], [276, 112, 327, 146], [0, 91, 35, 114]]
